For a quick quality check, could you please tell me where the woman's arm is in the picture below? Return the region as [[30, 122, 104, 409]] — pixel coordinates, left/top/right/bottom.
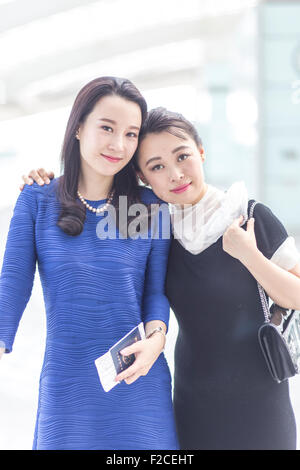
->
[[0, 185, 38, 355], [223, 216, 300, 309], [115, 202, 171, 385]]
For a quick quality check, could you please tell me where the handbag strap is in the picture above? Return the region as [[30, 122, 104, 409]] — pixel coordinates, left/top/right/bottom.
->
[[248, 201, 271, 323]]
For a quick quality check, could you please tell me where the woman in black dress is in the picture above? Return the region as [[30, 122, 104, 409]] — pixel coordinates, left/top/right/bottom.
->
[[135, 108, 300, 450], [21, 107, 300, 450]]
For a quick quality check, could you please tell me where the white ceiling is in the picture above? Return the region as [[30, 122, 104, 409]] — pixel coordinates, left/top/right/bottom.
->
[[0, 0, 259, 120]]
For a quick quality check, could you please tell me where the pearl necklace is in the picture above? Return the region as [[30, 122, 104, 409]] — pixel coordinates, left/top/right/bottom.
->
[[77, 189, 115, 214]]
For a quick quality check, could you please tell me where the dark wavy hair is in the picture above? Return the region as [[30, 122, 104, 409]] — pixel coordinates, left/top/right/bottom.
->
[[133, 106, 203, 170], [56, 76, 147, 236]]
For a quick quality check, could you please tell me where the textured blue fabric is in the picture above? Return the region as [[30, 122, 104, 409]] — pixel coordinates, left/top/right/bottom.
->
[[0, 179, 179, 450]]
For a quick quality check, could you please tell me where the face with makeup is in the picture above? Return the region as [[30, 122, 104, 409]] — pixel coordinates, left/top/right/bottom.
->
[[77, 94, 142, 178], [137, 129, 207, 205]]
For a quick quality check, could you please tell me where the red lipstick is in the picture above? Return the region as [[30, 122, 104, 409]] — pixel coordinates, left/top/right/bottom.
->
[[101, 153, 123, 163], [170, 182, 191, 194]]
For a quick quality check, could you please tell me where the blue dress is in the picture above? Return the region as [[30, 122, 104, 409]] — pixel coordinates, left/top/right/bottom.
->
[[0, 178, 179, 450]]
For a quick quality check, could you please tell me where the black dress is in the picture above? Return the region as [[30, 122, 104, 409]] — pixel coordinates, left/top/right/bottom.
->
[[166, 201, 297, 450]]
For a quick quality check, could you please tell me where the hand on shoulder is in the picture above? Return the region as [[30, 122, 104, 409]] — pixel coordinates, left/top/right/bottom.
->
[[19, 168, 55, 191]]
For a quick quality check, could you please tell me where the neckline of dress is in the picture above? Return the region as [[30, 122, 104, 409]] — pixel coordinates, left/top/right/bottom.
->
[[77, 197, 109, 216]]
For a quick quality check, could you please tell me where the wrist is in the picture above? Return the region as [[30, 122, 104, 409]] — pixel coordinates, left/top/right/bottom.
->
[[146, 327, 166, 351], [239, 245, 261, 267], [240, 246, 264, 270]]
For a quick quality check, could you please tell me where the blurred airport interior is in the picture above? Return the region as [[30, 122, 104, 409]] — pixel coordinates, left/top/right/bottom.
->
[[0, 0, 300, 449]]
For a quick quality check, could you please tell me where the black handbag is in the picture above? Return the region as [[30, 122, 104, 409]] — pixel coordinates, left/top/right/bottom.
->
[[249, 201, 300, 383]]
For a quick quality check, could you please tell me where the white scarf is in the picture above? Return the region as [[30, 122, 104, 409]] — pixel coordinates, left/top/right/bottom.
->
[[169, 181, 249, 255]]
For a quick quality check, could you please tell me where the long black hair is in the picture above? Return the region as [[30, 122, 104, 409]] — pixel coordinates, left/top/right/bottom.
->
[[56, 76, 147, 236]]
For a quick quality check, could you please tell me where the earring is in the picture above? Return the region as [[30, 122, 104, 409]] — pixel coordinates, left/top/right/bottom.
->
[[75, 130, 80, 140], [140, 177, 148, 185]]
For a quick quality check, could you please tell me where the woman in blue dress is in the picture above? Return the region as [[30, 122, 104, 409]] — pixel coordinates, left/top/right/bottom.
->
[[0, 78, 179, 450]]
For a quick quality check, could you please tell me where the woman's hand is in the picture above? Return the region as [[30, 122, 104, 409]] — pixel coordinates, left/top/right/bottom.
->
[[223, 216, 257, 265], [114, 333, 165, 385], [20, 168, 55, 191], [224, 216, 300, 309]]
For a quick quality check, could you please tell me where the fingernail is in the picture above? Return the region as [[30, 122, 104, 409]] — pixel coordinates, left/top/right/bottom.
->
[[39, 179, 44, 185], [46, 178, 50, 184]]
